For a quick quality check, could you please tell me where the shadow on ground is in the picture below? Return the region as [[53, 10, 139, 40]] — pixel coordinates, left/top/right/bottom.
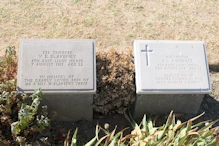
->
[[209, 64, 219, 72], [198, 94, 219, 126]]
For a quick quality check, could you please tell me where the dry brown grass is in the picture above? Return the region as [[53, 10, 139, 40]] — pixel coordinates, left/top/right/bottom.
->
[[95, 49, 135, 115], [0, 0, 219, 65]]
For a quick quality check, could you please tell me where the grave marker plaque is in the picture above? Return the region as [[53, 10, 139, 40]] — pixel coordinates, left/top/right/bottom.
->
[[134, 40, 211, 118], [17, 39, 96, 121]]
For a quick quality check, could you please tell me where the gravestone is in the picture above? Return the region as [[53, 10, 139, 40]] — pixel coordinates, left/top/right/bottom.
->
[[17, 39, 96, 121], [134, 40, 211, 118]]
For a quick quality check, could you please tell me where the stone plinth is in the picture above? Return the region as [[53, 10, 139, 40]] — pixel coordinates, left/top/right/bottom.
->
[[133, 40, 211, 118], [17, 39, 96, 121]]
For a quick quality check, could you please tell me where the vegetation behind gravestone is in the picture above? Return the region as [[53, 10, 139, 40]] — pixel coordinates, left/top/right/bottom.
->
[[0, 46, 17, 84], [0, 47, 50, 146], [94, 49, 135, 116]]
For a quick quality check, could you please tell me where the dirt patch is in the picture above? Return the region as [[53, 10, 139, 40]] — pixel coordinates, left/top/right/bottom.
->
[[0, 0, 219, 65]]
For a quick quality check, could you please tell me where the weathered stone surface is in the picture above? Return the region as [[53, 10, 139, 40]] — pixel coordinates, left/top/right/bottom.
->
[[43, 94, 93, 121], [134, 40, 211, 94], [133, 40, 211, 117], [17, 39, 96, 94], [17, 39, 96, 121], [133, 94, 204, 119]]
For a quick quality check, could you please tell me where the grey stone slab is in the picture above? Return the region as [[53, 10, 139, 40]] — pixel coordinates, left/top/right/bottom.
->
[[17, 39, 96, 94], [133, 94, 204, 119], [133, 40, 211, 118], [134, 40, 211, 94], [42, 94, 93, 121], [17, 39, 96, 121]]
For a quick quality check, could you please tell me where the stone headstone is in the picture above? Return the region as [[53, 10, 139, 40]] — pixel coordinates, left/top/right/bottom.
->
[[133, 40, 211, 118], [17, 39, 96, 121]]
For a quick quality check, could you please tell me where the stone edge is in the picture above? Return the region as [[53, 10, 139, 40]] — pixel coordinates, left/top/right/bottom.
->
[[134, 40, 212, 94], [17, 39, 96, 94]]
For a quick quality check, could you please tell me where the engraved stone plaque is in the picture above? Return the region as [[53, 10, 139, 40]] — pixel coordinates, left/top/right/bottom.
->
[[17, 39, 96, 94], [134, 40, 211, 94], [133, 40, 211, 117], [17, 39, 96, 121]]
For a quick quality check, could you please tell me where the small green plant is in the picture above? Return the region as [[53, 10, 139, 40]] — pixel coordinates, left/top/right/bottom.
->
[[11, 89, 50, 145], [64, 128, 78, 146], [66, 111, 219, 146], [0, 47, 50, 145], [0, 81, 50, 145], [0, 81, 18, 145], [124, 111, 219, 145]]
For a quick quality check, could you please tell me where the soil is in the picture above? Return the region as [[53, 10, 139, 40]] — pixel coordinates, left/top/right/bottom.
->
[[49, 69, 219, 146]]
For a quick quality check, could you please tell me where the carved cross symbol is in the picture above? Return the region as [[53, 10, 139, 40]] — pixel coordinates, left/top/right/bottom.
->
[[141, 45, 153, 66]]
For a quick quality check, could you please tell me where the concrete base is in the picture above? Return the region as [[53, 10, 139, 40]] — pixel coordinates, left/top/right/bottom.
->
[[133, 94, 204, 119], [42, 94, 93, 121]]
